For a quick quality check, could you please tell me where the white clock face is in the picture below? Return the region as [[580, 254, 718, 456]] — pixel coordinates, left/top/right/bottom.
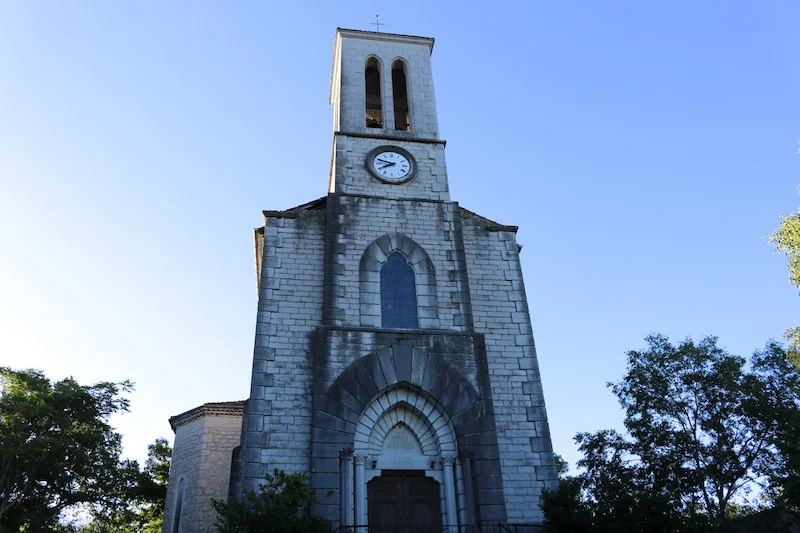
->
[[371, 151, 412, 181]]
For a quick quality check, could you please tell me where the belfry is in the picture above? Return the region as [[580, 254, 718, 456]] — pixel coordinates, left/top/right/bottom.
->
[[162, 28, 557, 532]]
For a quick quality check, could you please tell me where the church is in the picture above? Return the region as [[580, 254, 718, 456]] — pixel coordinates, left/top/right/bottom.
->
[[162, 27, 557, 532]]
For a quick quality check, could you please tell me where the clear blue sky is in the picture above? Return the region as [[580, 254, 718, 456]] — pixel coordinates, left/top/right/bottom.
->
[[1, 1, 799, 472]]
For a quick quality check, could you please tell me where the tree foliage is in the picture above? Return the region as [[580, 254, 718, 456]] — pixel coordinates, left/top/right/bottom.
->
[[769, 201, 800, 288], [542, 335, 800, 532], [79, 438, 172, 533], [768, 189, 800, 362], [0, 367, 135, 531], [212, 469, 330, 533], [541, 456, 594, 533]]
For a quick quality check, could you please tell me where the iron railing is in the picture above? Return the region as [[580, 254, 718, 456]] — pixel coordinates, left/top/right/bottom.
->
[[331, 524, 558, 533]]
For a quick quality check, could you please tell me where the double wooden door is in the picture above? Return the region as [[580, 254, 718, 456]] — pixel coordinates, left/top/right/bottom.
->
[[367, 470, 442, 532]]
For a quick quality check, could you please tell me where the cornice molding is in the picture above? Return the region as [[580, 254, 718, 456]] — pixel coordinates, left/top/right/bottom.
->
[[169, 400, 246, 431]]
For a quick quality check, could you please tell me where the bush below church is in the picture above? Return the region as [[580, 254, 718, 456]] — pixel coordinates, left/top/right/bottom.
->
[[212, 469, 331, 533]]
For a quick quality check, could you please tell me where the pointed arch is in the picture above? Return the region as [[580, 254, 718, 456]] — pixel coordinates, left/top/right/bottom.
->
[[316, 346, 485, 444], [360, 233, 438, 329], [309, 346, 507, 526], [355, 387, 458, 458]]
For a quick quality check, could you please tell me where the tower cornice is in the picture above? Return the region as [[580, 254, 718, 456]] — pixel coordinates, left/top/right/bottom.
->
[[337, 28, 435, 52]]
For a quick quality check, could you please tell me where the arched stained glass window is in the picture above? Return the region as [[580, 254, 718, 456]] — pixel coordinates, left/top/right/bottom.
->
[[380, 252, 418, 329], [365, 57, 383, 128]]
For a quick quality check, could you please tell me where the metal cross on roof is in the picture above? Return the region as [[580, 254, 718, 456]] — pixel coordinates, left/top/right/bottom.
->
[[372, 14, 384, 32]]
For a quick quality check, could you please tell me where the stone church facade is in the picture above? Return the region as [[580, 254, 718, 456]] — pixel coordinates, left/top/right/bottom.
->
[[162, 28, 557, 532]]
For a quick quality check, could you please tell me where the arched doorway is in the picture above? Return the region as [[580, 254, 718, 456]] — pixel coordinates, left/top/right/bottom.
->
[[343, 387, 460, 529]]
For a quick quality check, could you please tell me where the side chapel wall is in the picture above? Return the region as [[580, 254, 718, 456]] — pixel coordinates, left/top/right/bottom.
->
[[163, 410, 243, 533]]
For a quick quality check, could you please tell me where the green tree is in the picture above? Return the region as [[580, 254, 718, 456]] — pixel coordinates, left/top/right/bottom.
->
[[79, 438, 171, 533], [0, 367, 134, 531], [769, 198, 800, 288], [212, 469, 330, 533], [541, 455, 594, 533], [542, 335, 800, 532], [754, 343, 800, 511], [768, 188, 800, 365]]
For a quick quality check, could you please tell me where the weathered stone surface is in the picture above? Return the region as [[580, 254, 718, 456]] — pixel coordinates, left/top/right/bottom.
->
[[163, 408, 243, 533]]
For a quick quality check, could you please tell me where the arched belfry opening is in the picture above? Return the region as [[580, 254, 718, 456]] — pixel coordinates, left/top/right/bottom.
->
[[392, 60, 410, 131], [365, 57, 383, 128]]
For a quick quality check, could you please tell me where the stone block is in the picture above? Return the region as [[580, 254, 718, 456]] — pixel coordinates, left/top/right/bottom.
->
[[410, 348, 429, 386], [526, 406, 546, 422], [392, 345, 413, 382], [530, 437, 553, 452], [535, 465, 558, 481], [311, 427, 352, 448], [376, 347, 397, 387], [361, 354, 388, 392]]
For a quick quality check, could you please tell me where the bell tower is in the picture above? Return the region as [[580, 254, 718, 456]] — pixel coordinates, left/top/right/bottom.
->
[[328, 29, 449, 201]]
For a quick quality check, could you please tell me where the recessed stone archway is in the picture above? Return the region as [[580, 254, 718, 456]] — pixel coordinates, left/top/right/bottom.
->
[[309, 344, 507, 527], [357, 389, 456, 456], [347, 386, 458, 529]]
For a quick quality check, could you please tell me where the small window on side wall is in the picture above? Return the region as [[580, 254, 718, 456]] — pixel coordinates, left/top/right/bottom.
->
[[365, 57, 383, 128], [380, 252, 418, 329], [392, 60, 410, 131]]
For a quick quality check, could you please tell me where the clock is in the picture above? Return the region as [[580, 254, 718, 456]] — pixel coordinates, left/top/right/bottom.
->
[[366, 146, 416, 184]]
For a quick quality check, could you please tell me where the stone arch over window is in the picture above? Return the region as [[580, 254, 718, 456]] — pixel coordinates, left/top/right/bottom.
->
[[365, 56, 383, 128], [360, 233, 438, 329], [391, 59, 411, 131]]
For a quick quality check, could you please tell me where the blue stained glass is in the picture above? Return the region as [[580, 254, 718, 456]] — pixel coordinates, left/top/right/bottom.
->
[[380, 252, 418, 329]]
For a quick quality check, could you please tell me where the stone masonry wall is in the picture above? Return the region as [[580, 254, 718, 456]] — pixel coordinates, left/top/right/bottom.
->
[[323, 195, 469, 330], [237, 209, 326, 493], [163, 418, 203, 533], [331, 135, 449, 201], [195, 415, 242, 531], [163, 413, 243, 533], [461, 218, 558, 523], [237, 193, 555, 525]]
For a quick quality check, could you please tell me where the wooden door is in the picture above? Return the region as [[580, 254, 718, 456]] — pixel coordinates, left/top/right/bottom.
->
[[367, 471, 442, 532]]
